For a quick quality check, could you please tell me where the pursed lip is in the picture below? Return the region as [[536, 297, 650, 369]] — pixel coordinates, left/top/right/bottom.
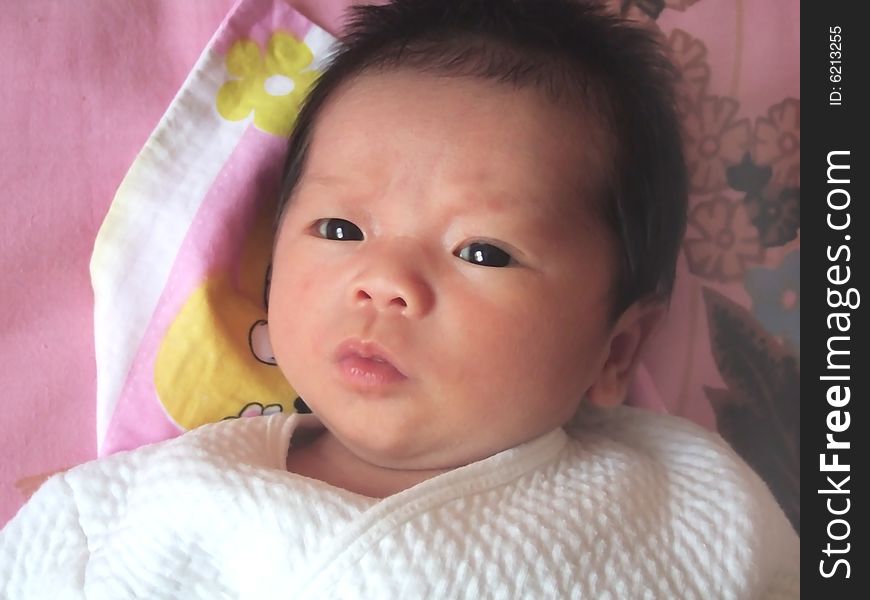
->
[[333, 338, 409, 379]]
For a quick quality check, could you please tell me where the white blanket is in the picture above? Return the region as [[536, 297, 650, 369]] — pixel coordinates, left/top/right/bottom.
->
[[1, 407, 799, 598]]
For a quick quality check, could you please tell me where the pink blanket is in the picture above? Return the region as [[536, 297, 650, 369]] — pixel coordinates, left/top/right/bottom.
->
[[0, 0, 348, 527]]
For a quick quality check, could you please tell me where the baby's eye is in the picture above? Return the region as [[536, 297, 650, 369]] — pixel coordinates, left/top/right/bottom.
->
[[313, 218, 364, 241], [456, 242, 514, 267]]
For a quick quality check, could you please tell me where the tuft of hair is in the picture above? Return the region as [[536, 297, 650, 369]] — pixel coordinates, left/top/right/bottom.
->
[[278, 0, 688, 319]]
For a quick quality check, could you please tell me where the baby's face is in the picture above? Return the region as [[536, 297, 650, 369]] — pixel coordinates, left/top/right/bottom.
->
[[270, 70, 618, 470]]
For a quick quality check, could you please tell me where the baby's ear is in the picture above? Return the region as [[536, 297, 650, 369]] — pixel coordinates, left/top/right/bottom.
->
[[586, 297, 665, 408]]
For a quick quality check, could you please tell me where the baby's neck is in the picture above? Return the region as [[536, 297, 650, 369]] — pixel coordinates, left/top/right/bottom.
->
[[285, 429, 449, 499]]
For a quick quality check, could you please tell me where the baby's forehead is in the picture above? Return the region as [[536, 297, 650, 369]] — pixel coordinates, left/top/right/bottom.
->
[[306, 70, 612, 210]]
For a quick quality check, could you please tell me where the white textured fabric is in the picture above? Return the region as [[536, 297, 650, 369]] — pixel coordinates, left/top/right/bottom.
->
[[1, 407, 799, 599]]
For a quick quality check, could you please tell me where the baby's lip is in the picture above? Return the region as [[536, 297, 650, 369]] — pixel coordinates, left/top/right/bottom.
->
[[333, 338, 408, 377]]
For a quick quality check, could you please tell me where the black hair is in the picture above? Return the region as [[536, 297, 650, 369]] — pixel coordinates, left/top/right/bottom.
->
[[277, 0, 687, 319]]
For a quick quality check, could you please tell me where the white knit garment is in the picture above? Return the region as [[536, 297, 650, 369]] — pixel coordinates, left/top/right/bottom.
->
[[1, 407, 799, 599]]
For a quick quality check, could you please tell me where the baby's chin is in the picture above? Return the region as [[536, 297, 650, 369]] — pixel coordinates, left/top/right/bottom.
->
[[298, 384, 559, 472], [334, 429, 455, 470], [332, 424, 516, 474]]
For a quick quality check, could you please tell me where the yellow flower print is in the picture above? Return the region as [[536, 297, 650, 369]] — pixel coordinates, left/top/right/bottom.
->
[[216, 32, 319, 137]]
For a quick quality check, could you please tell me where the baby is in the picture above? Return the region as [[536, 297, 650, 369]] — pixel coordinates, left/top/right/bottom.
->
[[2, 0, 798, 597]]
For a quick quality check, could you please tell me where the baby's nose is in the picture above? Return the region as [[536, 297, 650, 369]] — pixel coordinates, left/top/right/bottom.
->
[[349, 251, 434, 318]]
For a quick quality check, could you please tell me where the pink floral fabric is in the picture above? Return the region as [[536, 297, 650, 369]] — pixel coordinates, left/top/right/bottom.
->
[[618, 0, 800, 531]]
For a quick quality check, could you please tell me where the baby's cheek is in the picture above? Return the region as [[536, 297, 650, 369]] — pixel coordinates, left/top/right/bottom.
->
[[269, 277, 315, 363], [482, 308, 597, 401], [270, 325, 319, 401], [454, 310, 545, 390], [272, 257, 318, 301]]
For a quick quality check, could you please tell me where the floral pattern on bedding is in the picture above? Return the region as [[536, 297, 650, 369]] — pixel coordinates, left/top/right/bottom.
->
[[612, 0, 800, 532]]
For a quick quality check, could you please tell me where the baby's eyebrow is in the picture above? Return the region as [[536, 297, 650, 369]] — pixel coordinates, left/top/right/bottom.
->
[[445, 194, 513, 216], [304, 172, 509, 208], [302, 174, 359, 189], [301, 171, 568, 224]]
